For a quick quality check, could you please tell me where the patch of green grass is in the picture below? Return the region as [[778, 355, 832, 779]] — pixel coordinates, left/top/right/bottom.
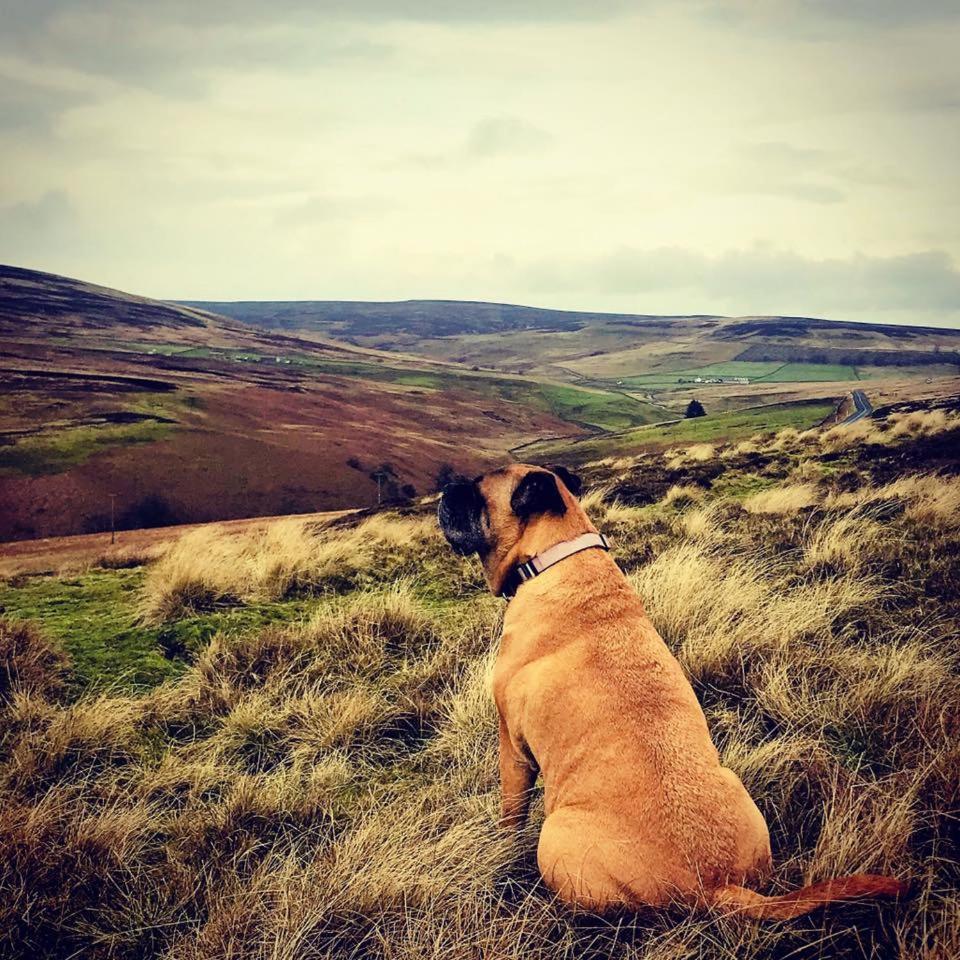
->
[[0, 420, 175, 476], [540, 384, 665, 431], [615, 361, 861, 389], [529, 400, 836, 463], [619, 361, 783, 388], [753, 362, 859, 382], [0, 570, 321, 692], [711, 471, 779, 500]]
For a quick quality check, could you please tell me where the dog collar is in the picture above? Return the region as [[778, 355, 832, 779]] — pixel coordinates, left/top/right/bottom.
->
[[499, 532, 611, 600]]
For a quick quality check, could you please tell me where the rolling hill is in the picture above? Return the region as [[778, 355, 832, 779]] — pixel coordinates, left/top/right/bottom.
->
[[0, 266, 666, 542], [187, 297, 960, 385], [3, 264, 958, 543]]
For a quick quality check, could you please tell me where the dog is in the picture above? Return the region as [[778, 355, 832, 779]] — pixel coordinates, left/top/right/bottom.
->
[[438, 463, 907, 919]]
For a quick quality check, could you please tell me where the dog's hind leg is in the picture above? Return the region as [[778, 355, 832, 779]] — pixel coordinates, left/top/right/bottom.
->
[[537, 809, 664, 912]]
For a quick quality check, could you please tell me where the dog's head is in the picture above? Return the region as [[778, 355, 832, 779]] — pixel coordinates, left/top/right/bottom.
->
[[438, 464, 588, 593]]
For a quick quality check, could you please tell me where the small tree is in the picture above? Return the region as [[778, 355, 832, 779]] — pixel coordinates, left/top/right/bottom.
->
[[685, 399, 706, 419]]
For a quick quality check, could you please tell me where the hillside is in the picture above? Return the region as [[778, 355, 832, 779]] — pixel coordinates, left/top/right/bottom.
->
[[1, 403, 958, 959], [189, 297, 960, 388], [4, 264, 957, 544], [2, 265, 221, 334], [0, 266, 664, 542]]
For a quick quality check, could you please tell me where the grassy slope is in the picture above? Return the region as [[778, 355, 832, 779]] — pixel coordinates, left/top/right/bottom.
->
[[0, 419, 175, 476], [1, 408, 959, 959], [618, 361, 861, 388], [1, 340, 666, 477], [523, 399, 837, 464]]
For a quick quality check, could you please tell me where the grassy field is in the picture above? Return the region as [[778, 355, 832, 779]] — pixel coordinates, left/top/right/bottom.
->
[[540, 384, 664, 430], [0, 419, 175, 476], [523, 399, 837, 464], [617, 362, 861, 389], [1, 403, 959, 959], [755, 363, 860, 383]]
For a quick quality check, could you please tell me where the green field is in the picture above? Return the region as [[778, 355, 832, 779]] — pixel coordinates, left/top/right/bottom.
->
[[540, 384, 666, 431], [754, 362, 859, 382], [615, 361, 860, 389], [525, 399, 836, 463], [0, 569, 321, 692]]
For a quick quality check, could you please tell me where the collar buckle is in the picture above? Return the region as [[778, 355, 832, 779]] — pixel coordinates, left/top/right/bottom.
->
[[500, 532, 611, 600]]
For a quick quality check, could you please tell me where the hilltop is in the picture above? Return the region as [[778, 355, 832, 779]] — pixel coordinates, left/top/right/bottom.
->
[[188, 297, 960, 386]]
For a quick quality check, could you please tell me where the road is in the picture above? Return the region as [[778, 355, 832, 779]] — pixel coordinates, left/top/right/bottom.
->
[[843, 389, 873, 424]]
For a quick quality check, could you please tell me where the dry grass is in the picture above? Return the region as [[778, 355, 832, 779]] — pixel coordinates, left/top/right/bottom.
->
[[887, 408, 959, 439], [661, 483, 707, 508], [0, 617, 68, 702], [138, 514, 445, 623], [743, 482, 821, 514], [664, 443, 715, 468], [824, 474, 960, 530], [2, 427, 960, 959], [819, 419, 886, 453], [801, 513, 888, 573]]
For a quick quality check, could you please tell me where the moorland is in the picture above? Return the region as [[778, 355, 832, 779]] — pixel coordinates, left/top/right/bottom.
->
[[3, 263, 959, 542], [1, 400, 959, 959]]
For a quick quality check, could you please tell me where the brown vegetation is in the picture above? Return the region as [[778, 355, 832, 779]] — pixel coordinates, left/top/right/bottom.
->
[[1, 412, 959, 958]]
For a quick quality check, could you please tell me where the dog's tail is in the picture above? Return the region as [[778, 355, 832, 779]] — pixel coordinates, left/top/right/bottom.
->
[[708, 873, 908, 920]]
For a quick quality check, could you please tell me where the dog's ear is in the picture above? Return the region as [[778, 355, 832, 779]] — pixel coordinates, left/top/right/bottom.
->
[[549, 464, 582, 498], [511, 470, 567, 520]]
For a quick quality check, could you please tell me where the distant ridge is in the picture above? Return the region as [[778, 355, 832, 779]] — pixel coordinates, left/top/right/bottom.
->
[[181, 296, 960, 341], [178, 297, 723, 338]]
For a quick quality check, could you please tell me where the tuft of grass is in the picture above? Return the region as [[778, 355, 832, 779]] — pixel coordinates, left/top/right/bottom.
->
[[138, 514, 443, 623], [661, 483, 707, 508], [743, 482, 821, 514], [0, 617, 68, 703]]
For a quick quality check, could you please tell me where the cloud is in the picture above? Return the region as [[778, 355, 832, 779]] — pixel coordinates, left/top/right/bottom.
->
[[514, 247, 960, 318], [706, 141, 846, 205], [274, 195, 392, 228], [700, 0, 960, 34], [465, 116, 552, 158], [0, 76, 89, 132], [1, 11, 394, 97], [0, 189, 83, 260]]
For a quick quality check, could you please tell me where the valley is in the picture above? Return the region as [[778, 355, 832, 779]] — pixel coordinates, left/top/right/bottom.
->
[[2, 264, 958, 542]]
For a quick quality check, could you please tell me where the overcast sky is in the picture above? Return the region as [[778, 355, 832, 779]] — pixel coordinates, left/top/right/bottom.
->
[[1, 1, 959, 327]]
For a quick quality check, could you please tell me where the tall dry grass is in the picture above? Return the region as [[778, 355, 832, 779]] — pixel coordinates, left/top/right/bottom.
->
[[743, 482, 821, 514], [138, 513, 457, 623], [2, 419, 960, 959]]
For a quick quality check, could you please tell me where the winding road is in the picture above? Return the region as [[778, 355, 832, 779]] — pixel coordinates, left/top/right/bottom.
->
[[843, 389, 873, 424]]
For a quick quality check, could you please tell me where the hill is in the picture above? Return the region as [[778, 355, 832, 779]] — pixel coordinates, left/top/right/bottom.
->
[[4, 264, 957, 544], [187, 297, 960, 388], [3, 264, 221, 334], [0, 266, 665, 542], [1, 402, 958, 958]]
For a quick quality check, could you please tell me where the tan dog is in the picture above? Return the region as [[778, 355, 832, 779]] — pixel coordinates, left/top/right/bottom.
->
[[438, 464, 907, 919]]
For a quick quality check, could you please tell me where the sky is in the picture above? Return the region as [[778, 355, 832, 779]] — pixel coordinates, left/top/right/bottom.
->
[[1, 0, 959, 328]]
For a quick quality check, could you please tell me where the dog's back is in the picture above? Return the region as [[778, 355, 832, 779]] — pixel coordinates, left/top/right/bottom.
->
[[495, 547, 774, 903]]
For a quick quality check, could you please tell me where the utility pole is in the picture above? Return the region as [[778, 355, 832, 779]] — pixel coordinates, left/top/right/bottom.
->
[[109, 494, 117, 544]]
